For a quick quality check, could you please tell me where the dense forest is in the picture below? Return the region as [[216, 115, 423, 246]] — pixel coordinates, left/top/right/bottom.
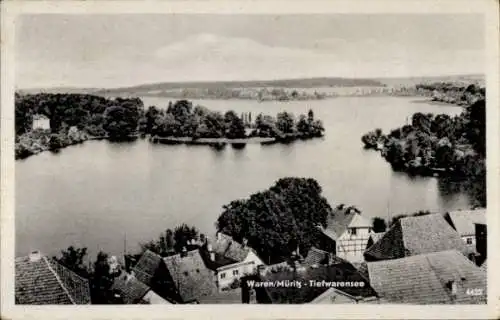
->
[[215, 177, 334, 264], [143, 101, 324, 140], [415, 82, 485, 105], [361, 95, 486, 207], [15, 93, 325, 159], [15, 93, 143, 159]]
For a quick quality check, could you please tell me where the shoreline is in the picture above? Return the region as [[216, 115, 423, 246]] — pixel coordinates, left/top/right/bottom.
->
[[15, 134, 140, 160], [150, 136, 277, 145], [15, 132, 325, 160]]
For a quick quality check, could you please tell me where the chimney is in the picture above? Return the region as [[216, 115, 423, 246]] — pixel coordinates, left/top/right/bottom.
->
[[210, 252, 215, 261], [325, 253, 332, 265], [446, 280, 458, 298], [242, 238, 248, 248], [451, 281, 457, 296], [29, 250, 42, 262], [207, 242, 213, 252], [216, 232, 222, 241], [181, 247, 188, 257], [257, 264, 266, 277]]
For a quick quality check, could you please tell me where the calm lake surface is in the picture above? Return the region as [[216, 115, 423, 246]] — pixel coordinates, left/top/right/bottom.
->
[[16, 97, 472, 258]]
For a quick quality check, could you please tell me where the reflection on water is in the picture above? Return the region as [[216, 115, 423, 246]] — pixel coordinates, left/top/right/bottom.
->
[[16, 97, 473, 258]]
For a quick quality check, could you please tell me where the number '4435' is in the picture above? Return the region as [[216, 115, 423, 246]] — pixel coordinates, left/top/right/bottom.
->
[[466, 288, 483, 296]]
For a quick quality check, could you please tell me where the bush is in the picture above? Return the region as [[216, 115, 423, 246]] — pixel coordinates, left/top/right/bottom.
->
[[229, 278, 241, 290]]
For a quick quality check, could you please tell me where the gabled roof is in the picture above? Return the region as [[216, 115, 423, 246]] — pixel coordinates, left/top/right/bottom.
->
[[446, 209, 486, 237], [258, 262, 377, 304], [212, 233, 251, 262], [369, 232, 385, 244], [163, 249, 218, 303], [303, 247, 346, 267], [349, 213, 372, 228], [352, 262, 369, 281], [15, 255, 91, 305], [111, 272, 150, 304], [141, 289, 173, 304], [132, 250, 163, 286], [303, 247, 330, 266], [322, 206, 364, 240], [364, 214, 470, 261], [366, 232, 386, 251], [310, 287, 381, 304], [480, 260, 487, 272], [367, 250, 487, 304]]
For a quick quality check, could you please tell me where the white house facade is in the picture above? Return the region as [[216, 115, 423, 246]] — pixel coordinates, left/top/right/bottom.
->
[[444, 209, 486, 251], [216, 250, 263, 289], [206, 233, 265, 291], [335, 213, 373, 263], [32, 114, 51, 130]]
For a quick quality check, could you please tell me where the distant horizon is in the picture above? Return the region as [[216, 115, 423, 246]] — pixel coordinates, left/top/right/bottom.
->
[[16, 73, 485, 91]]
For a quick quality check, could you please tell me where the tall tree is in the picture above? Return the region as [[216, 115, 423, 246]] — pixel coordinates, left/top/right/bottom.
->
[[276, 112, 295, 134], [173, 224, 200, 252], [91, 252, 114, 304], [224, 110, 246, 139], [216, 177, 333, 264], [372, 217, 387, 233], [55, 246, 89, 277]]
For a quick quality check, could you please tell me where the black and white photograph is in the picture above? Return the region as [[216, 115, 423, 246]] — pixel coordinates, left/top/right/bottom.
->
[[1, 1, 498, 318]]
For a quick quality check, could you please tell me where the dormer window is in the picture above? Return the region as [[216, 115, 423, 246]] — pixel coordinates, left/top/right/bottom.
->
[[350, 228, 357, 236]]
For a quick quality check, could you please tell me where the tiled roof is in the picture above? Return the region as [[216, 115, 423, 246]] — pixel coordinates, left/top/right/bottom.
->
[[259, 262, 377, 304], [310, 287, 381, 304], [369, 232, 385, 244], [132, 250, 163, 286], [365, 232, 386, 251], [303, 247, 345, 267], [446, 209, 486, 237], [352, 262, 369, 281], [111, 272, 150, 304], [163, 249, 218, 303], [211, 233, 251, 263], [141, 289, 173, 304], [367, 250, 487, 304], [197, 289, 244, 304], [322, 206, 364, 240], [15, 255, 91, 305], [364, 214, 470, 261], [303, 247, 330, 266]]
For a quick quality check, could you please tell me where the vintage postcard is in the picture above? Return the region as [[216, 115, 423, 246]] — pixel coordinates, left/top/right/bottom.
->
[[1, 0, 499, 319]]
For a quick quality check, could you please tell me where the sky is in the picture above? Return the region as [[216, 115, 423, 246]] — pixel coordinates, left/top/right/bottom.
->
[[15, 14, 485, 89]]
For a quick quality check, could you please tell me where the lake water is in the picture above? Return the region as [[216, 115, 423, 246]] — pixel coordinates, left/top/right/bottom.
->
[[16, 96, 471, 259]]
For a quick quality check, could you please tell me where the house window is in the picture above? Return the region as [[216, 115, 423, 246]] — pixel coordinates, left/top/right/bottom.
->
[[350, 228, 357, 236], [232, 270, 239, 276], [220, 272, 226, 279], [466, 237, 473, 245]]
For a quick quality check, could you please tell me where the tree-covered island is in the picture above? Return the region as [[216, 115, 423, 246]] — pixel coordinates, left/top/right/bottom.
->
[[15, 93, 325, 159], [361, 97, 486, 207], [145, 100, 324, 145]]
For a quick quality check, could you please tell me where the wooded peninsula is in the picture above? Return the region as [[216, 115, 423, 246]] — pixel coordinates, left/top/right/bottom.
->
[[15, 94, 325, 159], [361, 88, 486, 208]]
